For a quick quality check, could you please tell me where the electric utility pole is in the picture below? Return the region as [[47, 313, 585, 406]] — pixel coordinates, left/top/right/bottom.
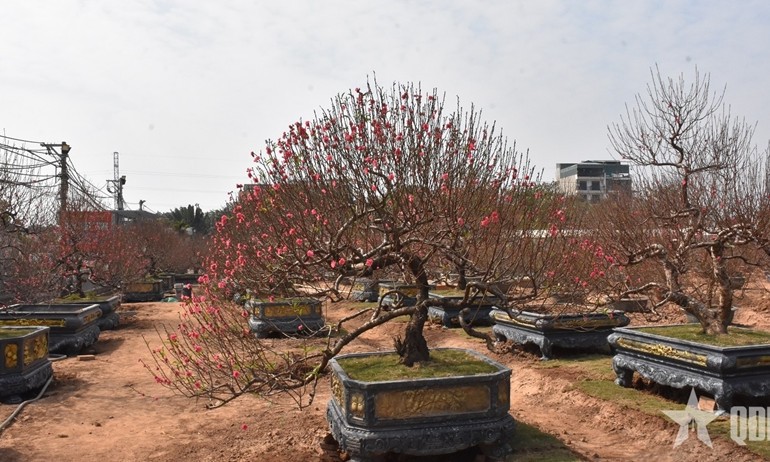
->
[[41, 141, 71, 224]]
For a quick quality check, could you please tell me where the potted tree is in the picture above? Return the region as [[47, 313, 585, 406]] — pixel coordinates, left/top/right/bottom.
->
[[143, 80, 585, 460], [597, 67, 770, 410]]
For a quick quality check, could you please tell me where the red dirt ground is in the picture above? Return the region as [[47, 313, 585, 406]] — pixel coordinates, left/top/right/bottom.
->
[[2, 277, 770, 462]]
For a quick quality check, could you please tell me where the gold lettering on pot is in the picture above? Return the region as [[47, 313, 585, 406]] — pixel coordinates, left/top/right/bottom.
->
[[375, 385, 490, 420], [0, 319, 66, 327], [4, 344, 18, 369], [262, 304, 312, 318], [349, 392, 365, 418], [23, 335, 47, 366], [331, 373, 343, 405], [616, 338, 708, 366]]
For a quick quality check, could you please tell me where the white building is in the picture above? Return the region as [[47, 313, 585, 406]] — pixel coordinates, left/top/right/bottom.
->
[[556, 160, 631, 202]]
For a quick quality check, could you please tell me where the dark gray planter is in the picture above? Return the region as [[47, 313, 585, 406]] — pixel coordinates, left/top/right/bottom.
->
[[123, 280, 165, 302], [0, 326, 53, 404], [0, 304, 101, 355], [55, 295, 121, 330], [491, 309, 630, 360], [378, 282, 435, 308], [327, 348, 516, 461], [245, 298, 326, 338], [427, 290, 501, 328], [350, 278, 382, 303], [609, 325, 770, 411]]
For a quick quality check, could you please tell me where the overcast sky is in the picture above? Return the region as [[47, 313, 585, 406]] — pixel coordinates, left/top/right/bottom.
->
[[2, 1, 769, 213]]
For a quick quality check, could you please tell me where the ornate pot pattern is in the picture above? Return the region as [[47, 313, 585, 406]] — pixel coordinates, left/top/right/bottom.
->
[[245, 298, 325, 338], [491, 309, 630, 360], [326, 348, 516, 461], [0, 304, 102, 355], [0, 326, 53, 403], [610, 325, 770, 411]]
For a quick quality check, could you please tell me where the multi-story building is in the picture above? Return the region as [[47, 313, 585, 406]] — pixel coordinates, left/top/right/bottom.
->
[[556, 160, 631, 202]]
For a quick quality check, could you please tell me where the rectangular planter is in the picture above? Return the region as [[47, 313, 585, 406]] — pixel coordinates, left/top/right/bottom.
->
[[427, 290, 501, 327], [609, 325, 770, 411], [378, 282, 435, 308], [55, 294, 121, 330], [245, 298, 325, 338], [350, 278, 389, 303], [0, 304, 102, 355], [0, 326, 53, 403], [491, 308, 630, 359], [327, 348, 516, 460], [123, 280, 164, 302]]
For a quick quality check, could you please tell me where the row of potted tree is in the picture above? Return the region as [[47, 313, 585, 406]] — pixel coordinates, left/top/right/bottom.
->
[[144, 69, 770, 460]]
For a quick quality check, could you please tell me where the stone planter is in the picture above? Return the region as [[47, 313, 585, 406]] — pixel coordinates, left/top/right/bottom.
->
[[730, 275, 746, 290], [609, 325, 770, 411], [55, 295, 121, 330], [0, 326, 53, 403], [427, 290, 500, 328], [378, 282, 434, 308], [245, 298, 326, 338], [327, 348, 516, 461], [0, 304, 101, 355], [169, 272, 202, 285], [491, 309, 630, 360], [123, 280, 164, 302], [350, 278, 383, 303]]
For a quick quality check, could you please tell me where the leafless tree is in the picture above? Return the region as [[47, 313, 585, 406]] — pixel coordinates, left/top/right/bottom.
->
[[599, 66, 767, 334]]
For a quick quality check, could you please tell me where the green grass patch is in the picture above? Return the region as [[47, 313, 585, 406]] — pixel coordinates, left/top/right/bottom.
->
[[506, 421, 583, 461], [57, 291, 103, 302], [545, 356, 770, 458], [637, 325, 770, 346], [337, 349, 498, 381]]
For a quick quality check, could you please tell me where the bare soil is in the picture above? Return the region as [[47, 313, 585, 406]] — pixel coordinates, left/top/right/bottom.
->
[[2, 278, 770, 462]]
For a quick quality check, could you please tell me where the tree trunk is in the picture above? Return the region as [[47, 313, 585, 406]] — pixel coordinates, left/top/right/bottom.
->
[[395, 256, 431, 366], [397, 305, 430, 366]]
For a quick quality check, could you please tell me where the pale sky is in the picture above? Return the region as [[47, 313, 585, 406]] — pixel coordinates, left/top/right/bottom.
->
[[2, 1, 769, 213]]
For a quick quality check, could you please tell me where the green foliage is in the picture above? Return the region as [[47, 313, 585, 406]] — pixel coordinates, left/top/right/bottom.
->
[[164, 204, 211, 235], [336, 349, 498, 381]]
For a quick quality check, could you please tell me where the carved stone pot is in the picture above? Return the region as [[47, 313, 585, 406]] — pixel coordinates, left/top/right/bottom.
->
[[0, 304, 101, 356], [326, 348, 516, 461], [350, 278, 386, 303], [0, 326, 53, 404], [245, 298, 326, 338], [609, 325, 770, 411], [427, 290, 501, 328], [491, 309, 630, 360], [123, 280, 165, 302], [56, 294, 121, 330]]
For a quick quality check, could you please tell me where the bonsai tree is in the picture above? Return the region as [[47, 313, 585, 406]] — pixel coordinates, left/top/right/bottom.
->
[[596, 66, 767, 335], [146, 79, 575, 405]]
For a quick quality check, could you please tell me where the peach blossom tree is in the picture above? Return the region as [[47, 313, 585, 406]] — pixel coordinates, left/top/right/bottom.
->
[[146, 80, 577, 406]]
